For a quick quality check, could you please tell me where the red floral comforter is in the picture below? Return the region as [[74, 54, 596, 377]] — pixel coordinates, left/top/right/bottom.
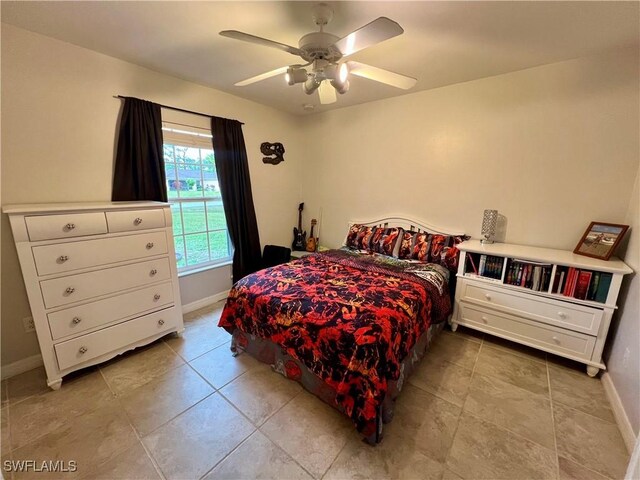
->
[[218, 249, 451, 434]]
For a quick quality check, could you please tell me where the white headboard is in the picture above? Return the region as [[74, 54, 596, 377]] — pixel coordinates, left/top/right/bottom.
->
[[348, 215, 465, 236]]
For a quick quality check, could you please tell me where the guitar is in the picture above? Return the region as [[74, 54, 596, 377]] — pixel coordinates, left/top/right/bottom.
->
[[292, 203, 306, 251], [306, 219, 317, 252]]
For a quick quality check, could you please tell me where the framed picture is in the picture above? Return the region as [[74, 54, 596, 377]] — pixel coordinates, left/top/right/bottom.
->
[[574, 222, 629, 260]]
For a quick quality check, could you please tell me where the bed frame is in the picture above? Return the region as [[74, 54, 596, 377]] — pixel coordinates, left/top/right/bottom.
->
[[345, 215, 466, 244]]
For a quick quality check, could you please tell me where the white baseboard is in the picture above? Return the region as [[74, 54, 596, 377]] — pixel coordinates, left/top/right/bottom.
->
[[602, 372, 637, 453], [181, 290, 229, 315], [1, 354, 44, 380]]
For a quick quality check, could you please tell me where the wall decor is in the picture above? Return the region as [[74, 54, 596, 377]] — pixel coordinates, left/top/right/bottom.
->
[[574, 221, 629, 260], [261, 142, 285, 165]]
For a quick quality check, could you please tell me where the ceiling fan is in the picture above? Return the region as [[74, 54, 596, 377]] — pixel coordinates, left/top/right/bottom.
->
[[219, 3, 417, 105]]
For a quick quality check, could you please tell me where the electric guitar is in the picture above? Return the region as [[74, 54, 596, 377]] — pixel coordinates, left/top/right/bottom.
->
[[306, 219, 317, 252], [292, 203, 306, 251]]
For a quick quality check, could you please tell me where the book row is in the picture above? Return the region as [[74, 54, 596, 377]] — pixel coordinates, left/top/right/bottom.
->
[[552, 267, 612, 302], [504, 261, 552, 292]]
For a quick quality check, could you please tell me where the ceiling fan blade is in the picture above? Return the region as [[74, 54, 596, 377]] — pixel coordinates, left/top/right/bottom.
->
[[347, 61, 417, 90], [333, 17, 404, 57], [318, 81, 337, 105], [234, 66, 289, 87], [220, 30, 303, 56]]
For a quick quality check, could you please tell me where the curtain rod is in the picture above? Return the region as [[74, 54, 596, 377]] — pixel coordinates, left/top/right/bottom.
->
[[113, 95, 244, 125]]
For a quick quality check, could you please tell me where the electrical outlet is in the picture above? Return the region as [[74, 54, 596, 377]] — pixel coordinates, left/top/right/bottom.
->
[[22, 316, 35, 333]]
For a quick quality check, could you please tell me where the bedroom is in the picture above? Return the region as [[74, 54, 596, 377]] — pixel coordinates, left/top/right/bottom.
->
[[1, 1, 639, 479]]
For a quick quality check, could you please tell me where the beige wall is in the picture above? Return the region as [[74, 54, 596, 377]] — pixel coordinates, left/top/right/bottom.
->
[[1, 24, 305, 366], [299, 48, 639, 251]]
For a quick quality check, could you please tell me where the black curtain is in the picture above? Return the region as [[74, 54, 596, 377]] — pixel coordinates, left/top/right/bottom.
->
[[112, 97, 167, 202], [211, 116, 262, 283]]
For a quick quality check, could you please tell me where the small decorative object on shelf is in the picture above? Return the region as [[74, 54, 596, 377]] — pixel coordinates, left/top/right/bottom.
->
[[480, 209, 498, 244], [574, 222, 629, 261], [261, 142, 285, 165], [452, 239, 632, 377]]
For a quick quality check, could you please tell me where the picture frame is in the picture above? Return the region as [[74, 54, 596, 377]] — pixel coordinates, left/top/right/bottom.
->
[[573, 222, 629, 261]]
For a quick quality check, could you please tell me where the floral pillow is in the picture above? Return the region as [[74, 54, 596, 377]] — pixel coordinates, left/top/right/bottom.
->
[[371, 227, 402, 257]]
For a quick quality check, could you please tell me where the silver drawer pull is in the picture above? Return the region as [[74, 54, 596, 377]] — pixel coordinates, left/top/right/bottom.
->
[[154, 294, 161, 301], [64, 223, 76, 231], [58, 255, 69, 263], [134, 217, 143, 225], [481, 316, 488, 323], [150, 269, 158, 276], [557, 312, 566, 319], [78, 346, 88, 354], [484, 294, 492, 301], [72, 317, 82, 325], [146, 242, 154, 249], [65, 287, 75, 295], [158, 319, 165, 326]]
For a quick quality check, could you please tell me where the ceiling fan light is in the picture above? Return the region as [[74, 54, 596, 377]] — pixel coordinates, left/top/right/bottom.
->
[[331, 78, 350, 95], [303, 76, 321, 95], [338, 62, 349, 83], [323, 64, 338, 80], [286, 67, 308, 85]]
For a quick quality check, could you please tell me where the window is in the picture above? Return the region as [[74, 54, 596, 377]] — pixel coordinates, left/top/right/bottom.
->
[[163, 123, 232, 271]]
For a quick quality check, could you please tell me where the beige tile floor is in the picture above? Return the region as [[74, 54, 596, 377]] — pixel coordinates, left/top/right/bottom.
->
[[0, 302, 630, 480]]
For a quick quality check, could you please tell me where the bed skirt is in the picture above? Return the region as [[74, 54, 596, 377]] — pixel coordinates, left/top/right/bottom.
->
[[228, 320, 445, 444]]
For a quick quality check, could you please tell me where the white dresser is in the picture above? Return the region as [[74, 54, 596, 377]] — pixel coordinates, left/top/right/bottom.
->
[[4, 201, 184, 389], [452, 240, 632, 376]]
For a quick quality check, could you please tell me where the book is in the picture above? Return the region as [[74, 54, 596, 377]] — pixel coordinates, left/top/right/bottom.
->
[[588, 272, 601, 300], [552, 270, 561, 293], [479, 255, 487, 276], [563, 268, 574, 296], [569, 269, 579, 297], [595, 273, 613, 303], [574, 270, 592, 300], [467, 254, 478, 274], [556, 271, 566, 294]]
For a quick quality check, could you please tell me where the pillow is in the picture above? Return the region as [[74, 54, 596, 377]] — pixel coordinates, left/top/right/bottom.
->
[[345, 224, 376, 251], [398, 231, 430, 261], [370, 227, 402, 257], [399, 230, 468, 271]]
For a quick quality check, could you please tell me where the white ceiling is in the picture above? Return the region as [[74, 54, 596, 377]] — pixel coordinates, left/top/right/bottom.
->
[[2, 1, 638, 116]]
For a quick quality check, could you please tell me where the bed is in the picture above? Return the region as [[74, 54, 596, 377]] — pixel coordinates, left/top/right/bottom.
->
[[218, 217, 466, 443]]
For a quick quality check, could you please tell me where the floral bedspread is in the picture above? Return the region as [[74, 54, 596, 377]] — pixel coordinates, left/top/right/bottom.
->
[[218, 249, 451, 434]]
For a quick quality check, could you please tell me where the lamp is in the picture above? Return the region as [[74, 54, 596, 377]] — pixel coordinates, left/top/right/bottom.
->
[[481, 209, 498, 244], [285, 67, 307, 86]]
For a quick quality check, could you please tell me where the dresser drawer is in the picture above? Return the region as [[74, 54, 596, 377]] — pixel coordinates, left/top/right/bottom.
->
[[459, 303, 596, 360], [33, 231, 168, 276], [40, 258, 171, 308], [461, 282, 603, 335], [106, 209, 165, 233], [55, 306, 179, 371], [25, 212, 107, 241], [47, 281, 174, 340]]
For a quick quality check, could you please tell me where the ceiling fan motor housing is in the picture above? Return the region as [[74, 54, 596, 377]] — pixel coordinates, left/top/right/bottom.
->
[[298, 32, 342, 63]]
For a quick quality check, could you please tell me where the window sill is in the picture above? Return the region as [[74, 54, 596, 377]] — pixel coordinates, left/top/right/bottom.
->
[[178, 260, 232, 278]]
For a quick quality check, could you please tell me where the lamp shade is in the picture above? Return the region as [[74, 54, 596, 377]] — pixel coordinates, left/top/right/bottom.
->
[[481, 209, 498, 244]]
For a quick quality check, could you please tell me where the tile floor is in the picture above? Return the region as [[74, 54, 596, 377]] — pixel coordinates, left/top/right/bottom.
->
[[0, 302, 630, 480]]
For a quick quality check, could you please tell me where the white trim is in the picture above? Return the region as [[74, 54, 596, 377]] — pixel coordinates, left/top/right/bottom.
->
[[181, 290, 229, 315], [602, 371, 637, 453], [1, 354, 44, 380], [178, 260, 232, 278]]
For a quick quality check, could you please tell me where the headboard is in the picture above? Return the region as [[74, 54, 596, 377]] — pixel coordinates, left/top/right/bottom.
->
[[348, 215, 465, 236]]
